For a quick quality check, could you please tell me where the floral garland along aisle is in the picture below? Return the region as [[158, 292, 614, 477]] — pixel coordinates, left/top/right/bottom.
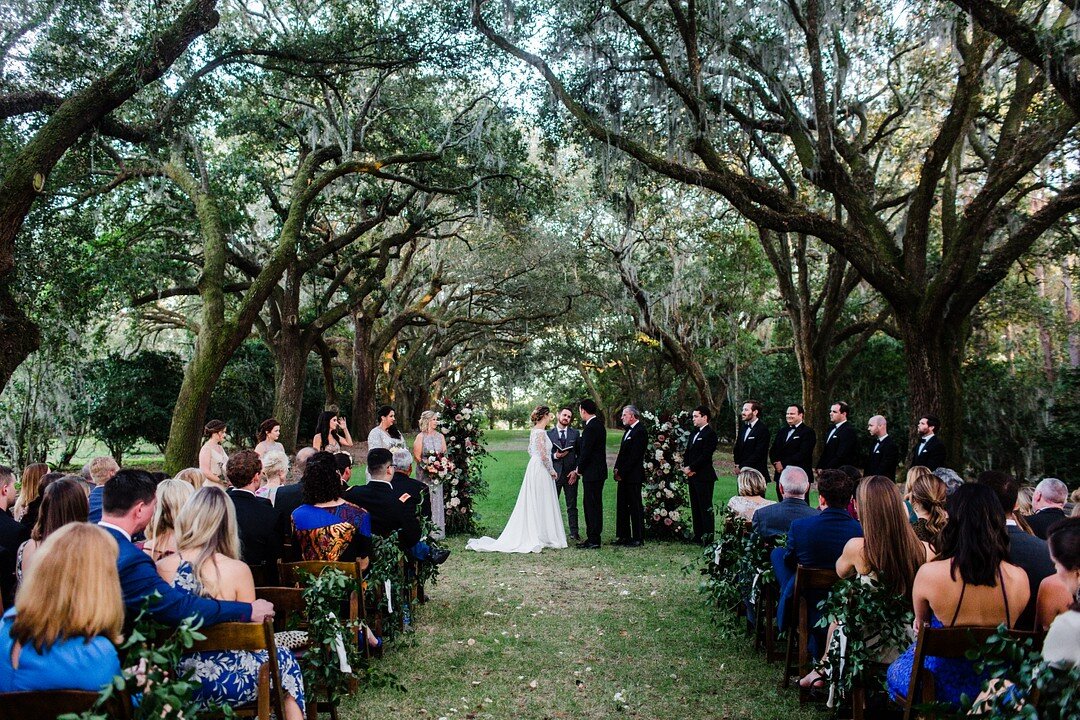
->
[[439, 398, 490, 534], [641, 410, 694, 540]]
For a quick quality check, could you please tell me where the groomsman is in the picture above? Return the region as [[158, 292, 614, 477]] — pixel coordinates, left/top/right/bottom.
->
[[911, 414, 946, 470], [570, 399, 607, 549], [548, 407, 581, 542], [864, 415, 899, 480], [732, 400, 770, 479], [770, 405, 816, 501], [613, 405, 648, 547], [816, 401, 859, 471], [682, 405, 719, 544]]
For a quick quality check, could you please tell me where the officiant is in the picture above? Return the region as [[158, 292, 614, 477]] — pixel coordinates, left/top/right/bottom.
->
[[548, 407, 581, 542]]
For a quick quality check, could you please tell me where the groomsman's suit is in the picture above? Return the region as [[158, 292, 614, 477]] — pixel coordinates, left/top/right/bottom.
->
[[816, 421, 859, 470], [574, 414, 608, 547], [770, 423, 816, 500], [911, 434, 945, 470], [732, 419, 770, 479], [684, 422, 719, 543], [548, 423, 581, 539], [614, 418, 648, 545], [864, 434, 900, 480]]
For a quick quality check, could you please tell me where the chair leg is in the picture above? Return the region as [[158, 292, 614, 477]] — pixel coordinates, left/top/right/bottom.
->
[[781, 628, 795, 688]]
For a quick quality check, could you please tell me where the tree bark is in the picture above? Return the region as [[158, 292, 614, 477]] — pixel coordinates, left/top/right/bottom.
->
[[271, 327, 314, 455], [163, 335, 236, 474], [351, 313, 377, 433]]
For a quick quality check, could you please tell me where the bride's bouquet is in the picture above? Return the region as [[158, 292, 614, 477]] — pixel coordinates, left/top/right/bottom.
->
[[422, 452, 456, 486]]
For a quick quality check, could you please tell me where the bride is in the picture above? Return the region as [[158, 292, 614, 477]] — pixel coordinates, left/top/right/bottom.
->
[[467, 405, 567, 553]]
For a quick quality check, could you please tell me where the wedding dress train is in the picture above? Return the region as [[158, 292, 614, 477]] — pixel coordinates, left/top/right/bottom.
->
[[466, 428, 568, 553]]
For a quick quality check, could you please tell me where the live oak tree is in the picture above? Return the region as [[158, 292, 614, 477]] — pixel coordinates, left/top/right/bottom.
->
[[474, 0, 1080, 462]]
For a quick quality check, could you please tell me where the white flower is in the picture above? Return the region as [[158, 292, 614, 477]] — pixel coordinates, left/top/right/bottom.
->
[[654, 450, 664, 460], [670, 510, 680, 521], [656, 492, 662, 498], [455, 413, 464, 421], [449, 497, 461, 507], [659, 508, 668, 517], [664, 488, 674, 498]]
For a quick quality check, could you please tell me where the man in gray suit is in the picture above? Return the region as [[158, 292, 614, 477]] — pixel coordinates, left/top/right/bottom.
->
[[751, 466, 819, 539], [548, 407, 581, 542]]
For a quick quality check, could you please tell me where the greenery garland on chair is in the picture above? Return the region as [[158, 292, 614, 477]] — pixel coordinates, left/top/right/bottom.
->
[[365, 533, 411, 641], [967, 625, 1080, 719], [59, 596, 228, 720], [439, 398, 490, 534], [698, 510, 779, 617]]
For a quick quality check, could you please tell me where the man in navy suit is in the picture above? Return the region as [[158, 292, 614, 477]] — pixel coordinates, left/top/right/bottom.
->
[[772, 470, 862, 633], [548, 407, 582, 541], [751, 467, 818, 539], [613, 405, 648, 547], [816, 402, 860, 472], [99, 469, 273, 627], [911, 414, 946, 469], [863, 415, 900, 480], [682, 405, 719, 544], [1025, 478, 1069, 540], [732, 399, 770, 479], [770, 404, 816, 501]]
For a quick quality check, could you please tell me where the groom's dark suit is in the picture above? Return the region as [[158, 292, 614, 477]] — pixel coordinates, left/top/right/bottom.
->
[[614, 421, 648, 543], [574, 415, 607, 545]]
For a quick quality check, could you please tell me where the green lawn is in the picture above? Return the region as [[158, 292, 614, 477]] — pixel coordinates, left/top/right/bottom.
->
[[338, 447, 822, 720]]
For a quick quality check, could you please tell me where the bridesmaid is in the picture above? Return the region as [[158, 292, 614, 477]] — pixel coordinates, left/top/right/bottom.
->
[[198, 420, 229, 487], [413, 410, 448, 540]]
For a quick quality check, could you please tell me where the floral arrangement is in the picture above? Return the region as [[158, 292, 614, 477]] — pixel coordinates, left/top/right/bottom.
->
[[439, 397, 489, 534], [420, 451, 456, 485], [641, 409, 694, 540]]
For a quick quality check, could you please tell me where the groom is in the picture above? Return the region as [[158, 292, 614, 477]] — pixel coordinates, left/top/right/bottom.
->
[[548, 407, 581, 542], [569, 399, 607, 549]]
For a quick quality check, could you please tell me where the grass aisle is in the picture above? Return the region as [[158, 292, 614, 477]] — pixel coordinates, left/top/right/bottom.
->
[[340, 445, 822, 720]]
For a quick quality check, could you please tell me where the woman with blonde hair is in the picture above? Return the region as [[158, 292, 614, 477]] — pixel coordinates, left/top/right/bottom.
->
[[907, 472, 949, 545], [12, 463, 48, 525], [726, 468, 776, 522], [174, 467, 210, 489], [16, 478, 88, 582], [157, 486, 305, 718], [142, 478, 195, 561], [257, 450, 289, 504], [413, 409, 448, 539], [0, 523, 123, 692]]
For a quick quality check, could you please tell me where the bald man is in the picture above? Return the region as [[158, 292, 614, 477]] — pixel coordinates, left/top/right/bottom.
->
[[863, 415, 899, 480]]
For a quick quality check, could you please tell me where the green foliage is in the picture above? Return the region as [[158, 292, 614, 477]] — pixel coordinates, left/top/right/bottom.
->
[[698, 511, 778, 617], [641, 410, 693, 541], [1038, 368, 1080, 489], [0, 350, 85, 467], [815, 576, 914, 699], [58, 596, 229, 720], [967, 624, 1080, 719], [80, 351, 184, 461], [297, 567, 365, 705], [439, 398, 490, 535], [366, 534, 410, 643]]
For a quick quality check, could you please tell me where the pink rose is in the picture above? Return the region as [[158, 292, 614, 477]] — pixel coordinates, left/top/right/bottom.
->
[[664, 518, 673, 526]]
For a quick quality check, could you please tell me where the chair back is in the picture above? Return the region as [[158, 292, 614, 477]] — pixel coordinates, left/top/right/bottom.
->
[[254, 586, 307, 632], [190, 618, 284, 720], [278, 559, 364, 586], [0, 690, 132, 720]]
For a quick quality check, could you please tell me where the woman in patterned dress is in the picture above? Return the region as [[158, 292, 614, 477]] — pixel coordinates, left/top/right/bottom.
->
[[290, 453, 372, 568], [157, 486, 305, 719]]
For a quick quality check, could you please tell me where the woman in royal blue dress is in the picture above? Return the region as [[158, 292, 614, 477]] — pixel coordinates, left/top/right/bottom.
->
[[0, 523, 122, 693], [291, 452, 372, 567], [886, 483, 1030, 706], [157, 486, 305, 719]]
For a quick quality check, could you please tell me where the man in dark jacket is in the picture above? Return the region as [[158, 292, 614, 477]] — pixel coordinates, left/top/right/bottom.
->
[[732, 399, 770, 479], [682, 405, 719, 544], [1025, 478, 1069, 540], [0, 467, 29, 609], [751, 467, 819, 539], [816, 402, 860, 471], [225, 451, 288, 582], [863, 415, 900, 480], [770, 405, 816, 501], [569, 399, 608, 549], [911, 414, 946, 470], [613, 405, 648, 547]]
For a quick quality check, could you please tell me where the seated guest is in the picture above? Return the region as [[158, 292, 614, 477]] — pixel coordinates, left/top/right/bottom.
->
[[903, 466, 934, 523], [0, 524, 122, 693], [12, 463, 48, 528], [174, 467, 210, 489], [800, 475, 931, 688], [16, 478, 88, 582], [141, 478, 194, 561], [1026, 478, 1069, 540], [932, 466, 964, 496], [1043, 518, 1080, 665], [975, 470, 1055, 630], [1038, 573, 1075, 632], [887, 484, 1030, 706], [225, 450, 287, 575], [333, 452, 354, 485], [751, 466, 817, 539], [98, 469, 271, 626], [772, 469, 862, 631], [0, 467, 29, 610], [273, 447, 314, 518], [1017, 485, 1035, 518], [389, 448, 431, 522], [727, 468, 776, 522], [86, 456, 119, 524], [257, 450, 289, 504], [907, 472, 948, 546], [345, 449, 449, 565], [157, 487, 305, 720], [291, 453, 371, 568]]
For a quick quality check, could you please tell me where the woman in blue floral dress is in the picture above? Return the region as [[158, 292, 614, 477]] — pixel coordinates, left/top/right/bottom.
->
[[157, 486, 305, 719]]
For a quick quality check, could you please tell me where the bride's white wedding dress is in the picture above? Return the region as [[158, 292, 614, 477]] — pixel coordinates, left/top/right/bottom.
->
[[466, 428, 567, 553]]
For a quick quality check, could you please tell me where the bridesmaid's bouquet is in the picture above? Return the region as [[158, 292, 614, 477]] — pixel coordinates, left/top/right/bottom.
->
[[422, 452, 456, 485]]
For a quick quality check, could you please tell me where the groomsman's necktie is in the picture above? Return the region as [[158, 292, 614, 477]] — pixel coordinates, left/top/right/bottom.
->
[[560, 429, 566, 445]]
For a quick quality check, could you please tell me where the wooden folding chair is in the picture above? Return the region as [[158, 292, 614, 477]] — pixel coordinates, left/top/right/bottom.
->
[[781, 565, 840, 697], [278, 559, 368, 654], [754, 579, 784, 662], [0, 690, 132, 720], [897, 624, 1044, 720], [190, 618, 285, 720]]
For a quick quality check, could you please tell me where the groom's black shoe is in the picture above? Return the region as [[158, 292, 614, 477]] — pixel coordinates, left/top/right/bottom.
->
[[625, 540, 644, 547], [576, 540, 601, 549], [611, 538, 629, 546]]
